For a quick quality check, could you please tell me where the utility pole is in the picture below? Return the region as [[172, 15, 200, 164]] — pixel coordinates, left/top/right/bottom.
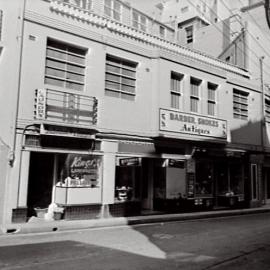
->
[[259, 56, 265, 205], [260, 56, 265, 150]]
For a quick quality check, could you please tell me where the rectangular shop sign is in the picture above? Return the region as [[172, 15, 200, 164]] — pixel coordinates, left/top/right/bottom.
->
[[119, 157, 141, 166], [168, 159, 185, 168], [159, 109, 227, 139], [69, 155, 101, 176]]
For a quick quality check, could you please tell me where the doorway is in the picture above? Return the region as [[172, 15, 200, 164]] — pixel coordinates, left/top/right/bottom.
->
[[27, 152, 54, 216], [264, 167, 270, 204]]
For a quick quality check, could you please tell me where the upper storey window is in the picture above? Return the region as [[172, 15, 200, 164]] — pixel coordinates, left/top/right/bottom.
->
[[45, 39, 86, 91], [170, 72, 183, 110], [63, 0, 92, 10], [105, 55, 137, 101], [159, 26, 165, 39], [185, 25, 193, 44], [104, 0, 122, 21], [132, 11, 147, 32], [233, 89, 248, 120], [190, 77, 202, 113], [207, 82, 218, 116]]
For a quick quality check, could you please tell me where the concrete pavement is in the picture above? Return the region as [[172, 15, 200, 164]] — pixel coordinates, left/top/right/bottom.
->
[[1, 205, 270, 236]]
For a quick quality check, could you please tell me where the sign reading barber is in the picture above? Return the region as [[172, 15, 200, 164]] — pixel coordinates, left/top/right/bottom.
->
[[160, 108, 227, 139]]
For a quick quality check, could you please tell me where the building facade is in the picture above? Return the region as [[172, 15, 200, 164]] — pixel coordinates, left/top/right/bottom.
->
[[0, 0, 267, 230]]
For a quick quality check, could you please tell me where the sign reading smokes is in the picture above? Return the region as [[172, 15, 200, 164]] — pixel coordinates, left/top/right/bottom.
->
[[119, 157, 141, 166], [160, 109, 227, 139]]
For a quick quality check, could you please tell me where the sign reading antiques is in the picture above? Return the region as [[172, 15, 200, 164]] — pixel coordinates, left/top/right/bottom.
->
[[160, 109, 227, 139]]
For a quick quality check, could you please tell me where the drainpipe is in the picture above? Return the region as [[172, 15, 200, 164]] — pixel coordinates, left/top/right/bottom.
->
[[9, 0, 27, 167]]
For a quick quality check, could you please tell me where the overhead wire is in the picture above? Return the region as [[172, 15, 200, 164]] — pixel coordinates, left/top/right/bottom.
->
[[237, 0, 270, 44], [220, 0, 270, 65], [186, 0, 270, 79]]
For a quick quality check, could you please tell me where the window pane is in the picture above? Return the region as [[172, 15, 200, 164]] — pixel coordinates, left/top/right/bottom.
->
[[121, 84, 135, 93], [104, 6, 111, 16], [105, 81, 120, 90], [122, 77, 135, 86], [114, 0, 121, 11], [67, 54, 85, 65], [122, 68, 135, 78], [66, 81, 84, 91], [45, 77, 65, 87], [190, 98, 198, 112], [46, 59, 65, 70], [67, 72, 84, 82], [106, 73, 120, 82], [171, 93, 180, 109], [46, 67, 66, 78], [67, 64, 85, 74], [113, 11, 120, 21], [106, 64, 121, 74], [208, 102, 215, 116], [47, 48, 67, 60], [121, 92, 135, 101], [105, 89, 120, 98]]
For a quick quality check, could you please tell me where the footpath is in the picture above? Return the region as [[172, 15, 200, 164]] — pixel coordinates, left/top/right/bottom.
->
[[1, 205, 270, 236]]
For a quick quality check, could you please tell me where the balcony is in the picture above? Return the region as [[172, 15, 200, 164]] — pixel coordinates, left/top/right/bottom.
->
[[34, 88, 97, 129]]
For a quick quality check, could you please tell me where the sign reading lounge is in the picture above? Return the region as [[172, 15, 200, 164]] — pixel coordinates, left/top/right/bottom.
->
[[160, 108, 227, 139]]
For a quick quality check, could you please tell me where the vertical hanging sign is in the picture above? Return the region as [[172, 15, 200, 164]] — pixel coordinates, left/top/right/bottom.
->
[[35, 89, 47, 119]]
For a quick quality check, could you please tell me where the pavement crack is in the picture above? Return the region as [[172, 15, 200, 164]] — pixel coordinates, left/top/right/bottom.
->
[[202, 246, 267, 270]]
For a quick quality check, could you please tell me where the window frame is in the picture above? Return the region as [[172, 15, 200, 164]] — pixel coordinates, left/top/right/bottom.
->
[[185, 25, 193, 44], [105, 54, 137, 101], [190, 77, 201, 113], [44, 39, 87, 91], [207, 82, 218, 116], [104, 0, 122, 21], [170, 71, 184, 110], [233, 89, 249, 120], [159, 25, 166, 39], [132, 10, 147, 32]]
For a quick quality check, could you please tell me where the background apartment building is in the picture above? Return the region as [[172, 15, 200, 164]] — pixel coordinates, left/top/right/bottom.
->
[[0, 0, 268, 230]]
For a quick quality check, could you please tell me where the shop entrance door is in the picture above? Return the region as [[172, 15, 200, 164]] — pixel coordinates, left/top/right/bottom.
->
[[27, 152, 54, 216]]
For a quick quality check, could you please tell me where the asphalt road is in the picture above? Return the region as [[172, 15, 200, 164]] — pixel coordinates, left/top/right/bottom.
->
[[1, 212, 270, 270]]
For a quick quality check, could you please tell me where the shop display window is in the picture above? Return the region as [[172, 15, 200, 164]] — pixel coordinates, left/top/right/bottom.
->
[[195, 161, 213, 196], [216, 162, 244, 196], [230, 163, 244, 195], [56, 154, 102, 188], [115, 165, 142, 202]]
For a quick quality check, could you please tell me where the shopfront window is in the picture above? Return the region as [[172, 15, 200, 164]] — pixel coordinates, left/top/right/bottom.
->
[[56, 154, 102, 188], [216, 161, 244, 196], [115, 157, 142, 201], [195, 161, 213, 196], [230, 163, 244, 195]]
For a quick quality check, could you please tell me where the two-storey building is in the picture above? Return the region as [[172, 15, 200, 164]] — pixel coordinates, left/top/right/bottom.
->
[[0, 0, 265, 230]]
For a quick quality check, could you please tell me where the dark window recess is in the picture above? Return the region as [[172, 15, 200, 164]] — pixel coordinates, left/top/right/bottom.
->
[[40, 136, 97, 150]]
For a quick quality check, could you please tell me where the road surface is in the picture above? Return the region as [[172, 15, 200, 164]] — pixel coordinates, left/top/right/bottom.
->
[[0, 212, 270, 269]]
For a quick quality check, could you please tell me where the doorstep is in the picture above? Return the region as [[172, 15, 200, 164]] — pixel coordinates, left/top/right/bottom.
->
[[1, 205, 270, 236]]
